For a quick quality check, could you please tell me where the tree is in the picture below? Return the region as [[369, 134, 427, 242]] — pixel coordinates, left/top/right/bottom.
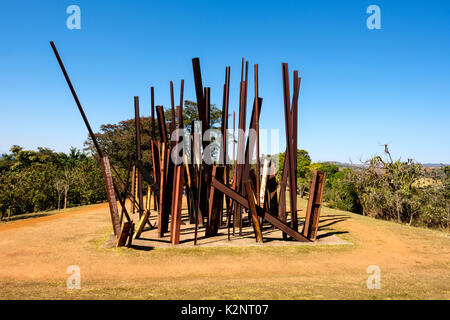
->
[[276, 149, 312, 196], [0, 146, 107, 217], [84, 100, 224, 169], [54, 174, 65, 210], [177, 100, 222, 131]]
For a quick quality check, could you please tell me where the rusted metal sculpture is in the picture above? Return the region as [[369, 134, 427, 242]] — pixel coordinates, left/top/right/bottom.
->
[[51, 41, 328, 247]]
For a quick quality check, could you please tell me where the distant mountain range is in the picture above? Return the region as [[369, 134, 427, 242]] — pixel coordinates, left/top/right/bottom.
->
[[320, 161, 448, 169]]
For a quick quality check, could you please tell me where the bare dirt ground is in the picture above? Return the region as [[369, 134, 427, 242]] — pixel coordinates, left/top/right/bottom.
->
[[0, 198, 449, 299], [131, 209, 350, 248]]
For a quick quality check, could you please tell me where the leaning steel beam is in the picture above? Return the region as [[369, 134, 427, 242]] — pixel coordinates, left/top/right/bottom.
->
[[211, 178, 310, 242], [50, 41, 103, 158], [50, 41, 121, 237], [192, 58, 206, 127], [101, 156, 121, 236], [156, 106, 168, 144], [302, 170, 327, 240], [244, 181, 263, 243]]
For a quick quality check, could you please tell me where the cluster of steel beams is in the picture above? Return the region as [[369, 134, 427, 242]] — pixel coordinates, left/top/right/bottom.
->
[[50, 41, 328, 247]]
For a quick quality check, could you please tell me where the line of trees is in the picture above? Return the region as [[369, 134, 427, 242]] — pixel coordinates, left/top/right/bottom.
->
[[0, 145, 106, 219]]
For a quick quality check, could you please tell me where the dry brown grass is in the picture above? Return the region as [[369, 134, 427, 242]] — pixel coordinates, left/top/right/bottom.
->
[[0, 198, 449, 300]]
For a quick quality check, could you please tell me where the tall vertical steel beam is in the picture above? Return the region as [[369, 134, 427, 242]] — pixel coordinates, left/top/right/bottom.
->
[[134, 96, 144, 217], [254, 64, 261, 207]]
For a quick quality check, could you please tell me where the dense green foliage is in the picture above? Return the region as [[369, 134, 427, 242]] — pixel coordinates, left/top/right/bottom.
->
[[0, 146, 106, 219], [325, 152, 449, 229], [275, 148, 449, 230]]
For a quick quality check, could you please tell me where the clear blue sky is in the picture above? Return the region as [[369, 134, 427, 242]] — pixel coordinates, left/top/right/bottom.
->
[[0, 0, 449, 163]]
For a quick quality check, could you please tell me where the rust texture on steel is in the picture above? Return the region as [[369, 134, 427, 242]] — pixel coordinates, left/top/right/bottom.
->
[[100, 156, 121, 236], [302, 170, 327, 240], [116, 221, 133, 247], [134, 96, 144, 217], [244, 181, 263, 243], [170, 80, 185, 245], [206, 166, 225, 237]]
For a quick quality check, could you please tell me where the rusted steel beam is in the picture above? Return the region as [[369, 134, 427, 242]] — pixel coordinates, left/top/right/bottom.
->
[[244, 180, 263, 243], [282, 63, 299, 231], [233, 68, 248, 234], [293, 74, 301, 159], [211, 178, 310, 242], [259, 158, 270, 208], [133, 209, 151, 240], [156, 105, 168, 144], [192, 58, 207, 131], [170, 81, 176, 136], [96, 153, 141, 224], [170, 164, 185, 244], [184, 154, 197, 225], [170, 84, 185, 245], [150, 87, 160, 212], [192, 123, 204, 226], [134, 97, 144, 217], [267, 172, 279, 217], [49, 41, 103, 158], [186, 160, 200, 244], [116, 221, 133, 247], [204, 87, 210, 131], [163, 149, 174, 235], [100, 156, 121, 236], [219, 67, 231, 229], [232, 110, 236, 167], [50, 42, 127, 237], [179, 79, 184, 127], [151, 87, 156, 139], [237, 97, 263, 228], [120, 155, 133, 225], [230, 110, 236, 236], [254, 64, 261, 207], [206, 166, 225, 236], [220, 67, 230, 165], [158, 144, 168, 237], [192, 58, 212, 230], [130, 165, 136, 215], [302, 170, 327, 241], [278, 68, 301, 236], [289, 72, 301, 229], [240, 97, 263, 192], [282, 63, 295, 231]]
